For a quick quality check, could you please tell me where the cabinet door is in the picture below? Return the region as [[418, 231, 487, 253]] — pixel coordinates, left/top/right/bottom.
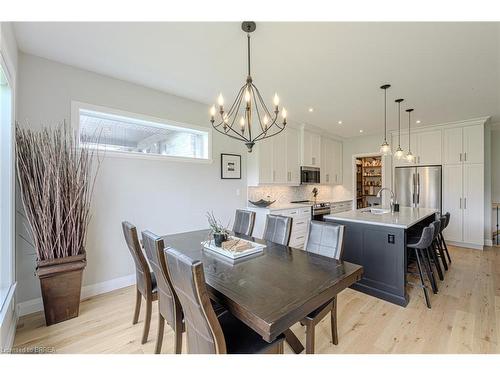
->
[[332, 140, 342, 184], [311, 133, 321, 167], [302, 130, 312, 166], [463, 163, 484, 245], [320, 137, 333, 184], [463, 125, 484, 164], [443, 127, 463, 164], [416, 130, 442, 165], [286, 127, 300, 185], [272, 135, 287, 183], [442, 164, 463, 242], [258, 138, 273, 184]]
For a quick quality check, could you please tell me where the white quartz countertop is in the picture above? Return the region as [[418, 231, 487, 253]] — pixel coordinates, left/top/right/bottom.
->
[[324, 206, 438, 229], [246, 202, 312, 211]]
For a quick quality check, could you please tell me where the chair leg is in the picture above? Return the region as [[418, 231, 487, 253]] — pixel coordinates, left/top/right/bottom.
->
[[423, 247, 438, 294], [155, 314, 165, 354], [441, 234, 452, 264], [133, 288, 141, 324], [305, 323, 315, 354], [430, 242, 444, 281], [437, 234, 448, 271], [174, 311, 183, 354], [330, 297, 338, 345], [415, 249, 431, 308], [141, 296, 152, 344], [277, 341, 284, 354]]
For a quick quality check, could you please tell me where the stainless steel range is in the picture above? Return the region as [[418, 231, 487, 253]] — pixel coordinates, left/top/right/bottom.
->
[[290, 200, 331, 221]]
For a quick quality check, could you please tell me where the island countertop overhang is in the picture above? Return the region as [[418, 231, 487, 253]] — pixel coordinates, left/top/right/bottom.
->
[[324, 206, 438, 229]]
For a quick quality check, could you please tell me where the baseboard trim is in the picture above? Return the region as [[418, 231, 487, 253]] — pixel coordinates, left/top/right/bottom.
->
[[448, 240, 484, 250], [484, 239, 493, 247], [16, 273, 135, 317]]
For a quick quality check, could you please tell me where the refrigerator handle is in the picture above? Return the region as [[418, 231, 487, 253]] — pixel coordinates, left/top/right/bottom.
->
[[416, 173, 420, 205], [412, 173, 416, 207]]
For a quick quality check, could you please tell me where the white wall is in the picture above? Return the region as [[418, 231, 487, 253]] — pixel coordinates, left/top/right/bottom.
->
[[15, 53, 248, 306], [0, 21, 18, 352]]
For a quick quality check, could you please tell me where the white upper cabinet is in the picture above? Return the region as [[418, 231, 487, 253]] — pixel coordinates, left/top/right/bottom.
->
[[415, 130, 442, 165], [286, 127, 301, 184], [444, 125, 483, 165], [321, 137, 342, 185], [302, 129, 321, 167], [273, 134, 287, 183], [463, 125, 484, 164], [256, 138, 273, 184], [443, 127, 463, 164]]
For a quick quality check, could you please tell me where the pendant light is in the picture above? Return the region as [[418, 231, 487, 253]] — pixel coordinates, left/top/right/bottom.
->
[[405, 108, 415, 162], [394, 98, 405, 159], [379, 84, 391, 155]]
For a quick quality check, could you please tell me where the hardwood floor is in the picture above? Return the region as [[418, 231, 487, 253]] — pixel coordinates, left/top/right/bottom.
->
[[13, 245, 500, 354]]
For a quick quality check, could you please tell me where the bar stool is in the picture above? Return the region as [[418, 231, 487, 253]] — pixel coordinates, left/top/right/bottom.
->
[[435, 215, 448, 271], [407, 225, 435, 309], [429, 220, 444, 282]]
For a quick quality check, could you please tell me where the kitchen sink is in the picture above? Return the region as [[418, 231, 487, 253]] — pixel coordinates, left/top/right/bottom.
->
[[361, 208, 391, 215]]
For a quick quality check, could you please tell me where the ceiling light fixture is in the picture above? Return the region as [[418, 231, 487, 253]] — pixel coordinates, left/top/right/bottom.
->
[[308, 108, 314, 112], [405, 108, 415, 163], [379, 84, 392, 155], [338, 120, 342, 125], [416, 120, 421, 124], [359, 129, 364, 133], [394, 98, 405, 159], [209, 22, 286, 152]]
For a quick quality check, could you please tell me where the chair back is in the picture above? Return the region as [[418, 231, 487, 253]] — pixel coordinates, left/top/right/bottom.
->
[[443, 212, 450, 229], [408, 224, 435, 249], [305, 221, 345, 260], [165, 248, 226, 354], [232, 209, 256, 236], [122, 221, 152, 297], [431, 220, 441, 240], [262, 214, 292, 246], [142, 230, 180, 326]]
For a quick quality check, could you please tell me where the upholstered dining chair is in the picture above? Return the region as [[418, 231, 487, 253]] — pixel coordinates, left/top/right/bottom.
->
[[232, 209, 256, 236], [121, 221, 157, 345], [141, 231, 183, 354], [300, 221, 345, 354], [262, 214, 292, 246], [164, 248, 285, 354]]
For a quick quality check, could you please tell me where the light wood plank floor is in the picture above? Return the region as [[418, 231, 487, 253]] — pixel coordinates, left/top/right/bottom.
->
[[13, 245, 500, 354]]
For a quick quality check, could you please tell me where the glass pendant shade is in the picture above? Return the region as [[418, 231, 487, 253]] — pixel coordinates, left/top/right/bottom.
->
[[405, 151, 415, 163], [380, 141, 391, 155], [394, 147, 404, 159]]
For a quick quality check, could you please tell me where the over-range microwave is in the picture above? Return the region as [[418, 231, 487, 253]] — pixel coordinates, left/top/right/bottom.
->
[[300, 166, 320, 184]]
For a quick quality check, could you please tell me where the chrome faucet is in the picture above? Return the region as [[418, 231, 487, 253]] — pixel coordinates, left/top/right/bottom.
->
[[377, 188, 395, 212]]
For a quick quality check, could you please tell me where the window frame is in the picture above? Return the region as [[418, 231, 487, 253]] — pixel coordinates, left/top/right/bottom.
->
[[71, 101, 213, 164]]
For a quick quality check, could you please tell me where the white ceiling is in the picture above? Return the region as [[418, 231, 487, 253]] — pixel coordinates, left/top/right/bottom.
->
[[13, 22, 500, 138]]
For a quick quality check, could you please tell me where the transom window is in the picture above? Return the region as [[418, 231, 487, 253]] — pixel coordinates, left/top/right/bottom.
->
[[74, 102, 210, 161]]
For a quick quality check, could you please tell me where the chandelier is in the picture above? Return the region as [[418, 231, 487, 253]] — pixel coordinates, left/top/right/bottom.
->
[[210, 21, 287, 152]]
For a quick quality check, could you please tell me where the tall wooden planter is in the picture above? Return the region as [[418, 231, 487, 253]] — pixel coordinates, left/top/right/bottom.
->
[[37, 252, 87, 326]]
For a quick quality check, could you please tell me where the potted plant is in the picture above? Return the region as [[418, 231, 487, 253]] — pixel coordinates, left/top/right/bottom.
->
[[206, 211, 229, 247], [16, 123, 100, 326]]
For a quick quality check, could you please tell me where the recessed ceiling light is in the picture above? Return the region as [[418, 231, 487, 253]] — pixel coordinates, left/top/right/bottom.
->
[[338, 121, 343, 125], [416, 120, 421, 124], [359, 129, 364, 133], [308, 108, 314, 112]]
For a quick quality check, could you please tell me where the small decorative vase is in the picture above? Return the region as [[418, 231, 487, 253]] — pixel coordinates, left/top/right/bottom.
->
[[213, 233, 227, 247]]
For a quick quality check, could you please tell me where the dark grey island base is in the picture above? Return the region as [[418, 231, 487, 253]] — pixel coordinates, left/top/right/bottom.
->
[[324, 207, 437, 307]]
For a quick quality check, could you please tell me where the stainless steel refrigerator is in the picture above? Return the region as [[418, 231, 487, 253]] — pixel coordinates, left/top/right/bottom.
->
[[394, 165, 442, 212]]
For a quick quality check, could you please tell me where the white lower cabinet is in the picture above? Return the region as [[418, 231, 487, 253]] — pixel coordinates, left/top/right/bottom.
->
[[443, 163, 484, 247], [247, 206, 311, 249]]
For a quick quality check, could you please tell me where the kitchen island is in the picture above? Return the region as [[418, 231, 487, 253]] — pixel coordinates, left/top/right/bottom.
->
[[324, 207, 437, 306]]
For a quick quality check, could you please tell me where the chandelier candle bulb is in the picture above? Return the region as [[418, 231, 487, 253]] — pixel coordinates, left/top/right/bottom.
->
[[282, 108, 287, 119], [210, 105, 216, 121], [273, 93, 280, 108], [245, 89, 251, 103]]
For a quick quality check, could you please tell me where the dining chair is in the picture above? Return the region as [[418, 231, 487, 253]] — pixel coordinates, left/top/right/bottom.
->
[[232, 209, 256, 236], [262, 214, 292, 246], [121, 221, 158, 344], [301, 221, 345, 354], [141, 231, 183, 354], [164, 248, 285, 354]]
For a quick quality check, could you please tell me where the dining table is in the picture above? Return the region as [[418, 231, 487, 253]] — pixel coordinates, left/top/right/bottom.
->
[[161, 229, 363, 353]]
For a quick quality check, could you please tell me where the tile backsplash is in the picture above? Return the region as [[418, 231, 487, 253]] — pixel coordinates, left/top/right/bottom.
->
[[248, 185, 352, 205]]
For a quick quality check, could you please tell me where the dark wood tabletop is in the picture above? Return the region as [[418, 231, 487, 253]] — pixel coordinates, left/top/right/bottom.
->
[[161, 229, 363, 343]]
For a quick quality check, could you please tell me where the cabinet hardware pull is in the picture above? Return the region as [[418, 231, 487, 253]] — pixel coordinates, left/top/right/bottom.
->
[[273, 170, 276, 181], [464, 152, 467, 162], [464, 197, 467, 209], [312, 157, 316, 165], [459, 198, 462, 209], [296, 236, 304, 239], [459, 153, 462, 162], [296, 221, 304, 225]]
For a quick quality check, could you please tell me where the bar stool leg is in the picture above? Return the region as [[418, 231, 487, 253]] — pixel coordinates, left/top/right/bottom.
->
[[441, 234, 452, 264], [436, 234, 448, 271], [414, 248, 431, 308], [423, 247, 438, 294], [430, 241, 444, 281]]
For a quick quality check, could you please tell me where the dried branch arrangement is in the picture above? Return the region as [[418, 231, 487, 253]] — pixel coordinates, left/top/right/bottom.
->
[[15, 123, 100, 261]]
